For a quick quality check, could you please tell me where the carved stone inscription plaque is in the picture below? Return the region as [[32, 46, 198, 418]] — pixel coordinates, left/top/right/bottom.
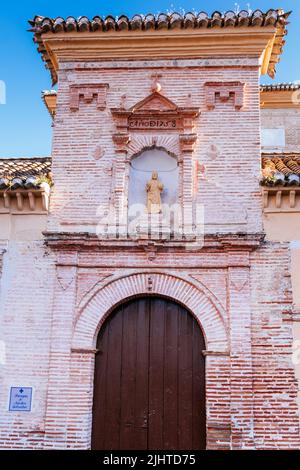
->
[[128, 117, 178, 130]]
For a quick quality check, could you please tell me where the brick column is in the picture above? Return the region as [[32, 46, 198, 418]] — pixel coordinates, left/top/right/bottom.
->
[[44, 252, 78, 449], [67, 349, 96, 448], [228, 263, 255, 449], [179, 134, 197, 236], [112, 134, 130, 237]]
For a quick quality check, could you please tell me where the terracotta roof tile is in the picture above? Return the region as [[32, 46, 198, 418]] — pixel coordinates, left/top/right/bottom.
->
[[29, 10, 289, 33], [261, 153, 300, 186], [0, 157, 52, 190], [29, 9, 291, 84], [261, 82, 300, 91]]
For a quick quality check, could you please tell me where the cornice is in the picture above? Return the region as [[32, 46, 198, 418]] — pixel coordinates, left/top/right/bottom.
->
[[260, 89, 300, 108], [35, 25, 284, 84], [30, 10, 290, 83], [44, 231, 265, 252], [42, 91, 57, 118], [0, 188, 50, 213]]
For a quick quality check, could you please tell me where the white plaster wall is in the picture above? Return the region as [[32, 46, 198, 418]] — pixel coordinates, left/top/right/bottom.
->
[[261, 108, 300, 153], [0, 213, 55, 448]]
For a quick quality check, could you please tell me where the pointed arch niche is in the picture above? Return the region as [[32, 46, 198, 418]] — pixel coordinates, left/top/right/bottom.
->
[[111, 91, 200, 237]]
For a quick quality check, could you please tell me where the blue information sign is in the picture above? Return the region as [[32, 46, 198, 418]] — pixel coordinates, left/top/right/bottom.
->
[[9, 387, 32, 412]]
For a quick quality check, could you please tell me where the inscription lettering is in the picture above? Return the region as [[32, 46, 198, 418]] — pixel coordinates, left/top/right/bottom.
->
[[129, 118, 177, 129]]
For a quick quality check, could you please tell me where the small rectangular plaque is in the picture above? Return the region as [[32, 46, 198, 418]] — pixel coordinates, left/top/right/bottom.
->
[[128, 118, 178, 130], [9, 387, 32, 412]]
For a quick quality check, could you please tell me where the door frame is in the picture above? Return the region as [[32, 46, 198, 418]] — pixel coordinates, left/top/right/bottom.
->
[[45, 271, 232, 449], [91, 294, 207, 450]]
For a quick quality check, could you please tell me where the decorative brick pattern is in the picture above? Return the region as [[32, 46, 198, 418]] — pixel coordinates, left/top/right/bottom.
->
[[204, 81, 245, 110], [69, 84, 109, 111]]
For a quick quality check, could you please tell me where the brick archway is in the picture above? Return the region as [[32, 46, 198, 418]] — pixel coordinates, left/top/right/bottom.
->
[[68, 271, 231, 449], [43, 271, 231, 450], [72, 272, 228, 353], [127, 134, 179, 160]]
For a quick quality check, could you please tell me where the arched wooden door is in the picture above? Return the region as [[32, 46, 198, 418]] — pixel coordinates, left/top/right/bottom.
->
[[91, 296, 206, 450]]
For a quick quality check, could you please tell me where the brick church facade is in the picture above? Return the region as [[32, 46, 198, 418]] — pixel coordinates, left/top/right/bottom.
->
[[1, 9, 300, 449]]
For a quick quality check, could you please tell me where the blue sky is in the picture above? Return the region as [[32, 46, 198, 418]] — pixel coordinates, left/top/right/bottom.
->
[[0, 0, 299, 157]]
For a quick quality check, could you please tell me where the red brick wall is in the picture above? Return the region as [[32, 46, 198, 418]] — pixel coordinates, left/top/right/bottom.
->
[[251, 243, 300, 449], [0, 56, 299, 449], [49, 58, 262, 234]]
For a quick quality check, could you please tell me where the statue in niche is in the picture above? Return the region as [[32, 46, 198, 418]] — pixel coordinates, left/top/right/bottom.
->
[[146, 171, 164, 214]]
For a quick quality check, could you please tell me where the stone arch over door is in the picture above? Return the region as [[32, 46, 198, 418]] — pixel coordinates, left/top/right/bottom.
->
[[72, 272, 228, 352], [64, 272, 231, 450]]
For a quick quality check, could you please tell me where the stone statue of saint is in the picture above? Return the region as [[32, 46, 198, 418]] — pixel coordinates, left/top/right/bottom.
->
[[146, 171, 164, 214]]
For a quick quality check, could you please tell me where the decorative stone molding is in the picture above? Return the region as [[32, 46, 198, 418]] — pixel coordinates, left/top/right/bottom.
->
[[0, 242, 7, 254], [69, 83, 109, 111], [263, 187, 300, 212], [112, 133, 131, 152], [110, 90, 200, 239], [0, 187, 50, 214], [73, 272, 228, 351], [111, 91, 200, 133], [44, 231, 264, 253], [204, 81, 245, 110], [202, 350, 230, 356], [179, 133, 197, 153], [127, 134, 179, 160], [71, 348, 98, 355], [260, 84, 300, 109]]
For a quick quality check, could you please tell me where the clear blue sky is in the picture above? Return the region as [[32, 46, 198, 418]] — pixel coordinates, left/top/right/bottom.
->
[[0, 1, 299, 157]]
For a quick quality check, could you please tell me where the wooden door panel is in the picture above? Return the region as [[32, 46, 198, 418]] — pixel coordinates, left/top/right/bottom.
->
[[163, 300, 179, 449], [92, 296, 206, 450], [148, 298, 165, 449], [132, 298, 149, 449], [178, 308, 194, 449], [192, 318, 206, 449]]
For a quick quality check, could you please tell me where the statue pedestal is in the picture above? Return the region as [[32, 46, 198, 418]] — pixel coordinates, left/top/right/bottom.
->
[[132, 213, 171, 240]]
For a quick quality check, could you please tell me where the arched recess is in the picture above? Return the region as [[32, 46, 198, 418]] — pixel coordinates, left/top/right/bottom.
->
[[127, 134, 179, 160], [127, 139, 182, 229], [72, 272, 228, 353], [128, 146, 179, 214]]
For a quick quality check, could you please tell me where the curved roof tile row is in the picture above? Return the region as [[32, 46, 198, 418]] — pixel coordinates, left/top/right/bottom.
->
[[0, 158, 52, 190], [261, 82, 300, 91], [29, 10, 290, 84], [262, 155, 300, 186], [29, 9, 289, 33]]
